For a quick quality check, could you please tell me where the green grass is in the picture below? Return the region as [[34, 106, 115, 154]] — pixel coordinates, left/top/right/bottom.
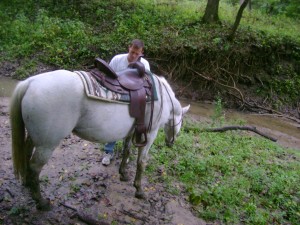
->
[[218, 2, 300, 42], [0, 9, 95, 68], [1, 0, 299, 64], [146, 116, 300, 224]]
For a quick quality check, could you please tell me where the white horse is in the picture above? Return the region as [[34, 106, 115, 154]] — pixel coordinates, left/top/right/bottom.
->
[[10, 69, 190, 210]]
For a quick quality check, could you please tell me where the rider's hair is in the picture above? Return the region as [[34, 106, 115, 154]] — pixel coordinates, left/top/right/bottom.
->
[[130, 39, 145, 49]]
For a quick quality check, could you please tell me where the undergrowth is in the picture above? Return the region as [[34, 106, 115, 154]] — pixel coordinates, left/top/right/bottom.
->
[[1, 0, 298, 108], [147, 115, 300, 224]]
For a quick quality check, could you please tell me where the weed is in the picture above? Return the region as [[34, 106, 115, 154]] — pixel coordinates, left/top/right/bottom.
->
[[40, 175, 50, 184], [8, 206, 28, 216], [147, 114, 300, 224], [211, 94, 225, 127], [69, 183, 81, 194]]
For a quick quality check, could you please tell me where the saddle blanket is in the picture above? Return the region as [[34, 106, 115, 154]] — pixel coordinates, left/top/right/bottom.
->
[[75, 71, 157, 103]]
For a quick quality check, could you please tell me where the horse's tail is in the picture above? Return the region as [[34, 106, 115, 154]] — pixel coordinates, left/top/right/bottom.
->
[[10, 80, 31, 183]]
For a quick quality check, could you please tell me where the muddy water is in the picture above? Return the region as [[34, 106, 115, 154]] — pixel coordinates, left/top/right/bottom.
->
[[1, 77, 299, 150], [180, 99, 300, 150], [181, 99, 299, 138], [0, 77, 19, 97]]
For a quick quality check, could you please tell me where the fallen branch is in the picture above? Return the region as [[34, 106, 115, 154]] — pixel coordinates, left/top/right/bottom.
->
[[120, 209, 150, 223], [203, 125, 277, 142], [60, 202, 109, 225], [6, 188, 14, 198]]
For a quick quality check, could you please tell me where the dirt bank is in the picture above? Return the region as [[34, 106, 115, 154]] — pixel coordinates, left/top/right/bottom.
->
[[0, 97, 205, 225]]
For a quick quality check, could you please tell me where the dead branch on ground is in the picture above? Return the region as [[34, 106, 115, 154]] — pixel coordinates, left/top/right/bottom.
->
[[60, 202, 109, 225], [203, 125, 277, 142], [120, 208, 150, 223], [6, 188, 14, 198]]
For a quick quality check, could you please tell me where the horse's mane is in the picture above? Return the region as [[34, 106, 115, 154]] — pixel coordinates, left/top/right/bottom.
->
[[155, 75, 175, 97], [153, 74, 183, 117]]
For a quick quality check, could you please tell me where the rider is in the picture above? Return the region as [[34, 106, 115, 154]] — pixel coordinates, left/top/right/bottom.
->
[[102, 39, 151, 166]]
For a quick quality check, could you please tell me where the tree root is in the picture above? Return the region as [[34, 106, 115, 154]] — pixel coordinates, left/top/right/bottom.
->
[[187, 67, 300, 125]]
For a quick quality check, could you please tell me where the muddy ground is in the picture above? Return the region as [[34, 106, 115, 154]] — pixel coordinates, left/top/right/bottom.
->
[[1, 95, 300, 225], [0, 97, 206, 225]]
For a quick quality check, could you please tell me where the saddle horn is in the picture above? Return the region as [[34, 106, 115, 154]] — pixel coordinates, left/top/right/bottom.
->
[[128, 61, 145, 78]]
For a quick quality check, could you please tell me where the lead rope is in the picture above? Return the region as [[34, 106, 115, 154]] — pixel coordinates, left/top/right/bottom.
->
[[162, 82, 176, 143], [151, 75, 164, 126]]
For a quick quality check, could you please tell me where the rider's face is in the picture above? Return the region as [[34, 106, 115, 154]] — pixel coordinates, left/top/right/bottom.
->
[[127, 46, 143, 63]]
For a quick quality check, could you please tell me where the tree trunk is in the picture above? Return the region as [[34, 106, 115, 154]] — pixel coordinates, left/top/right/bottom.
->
[[228, 0, 250, 40], [240, 0, 251, 10], [202, 0, 220, 24]]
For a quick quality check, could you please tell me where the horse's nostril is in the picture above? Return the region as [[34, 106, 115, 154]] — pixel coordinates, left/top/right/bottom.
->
[[165, 140, 174, 147]]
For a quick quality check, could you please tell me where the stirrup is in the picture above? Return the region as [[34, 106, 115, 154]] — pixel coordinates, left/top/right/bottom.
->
[[132, 130, 147, 147]]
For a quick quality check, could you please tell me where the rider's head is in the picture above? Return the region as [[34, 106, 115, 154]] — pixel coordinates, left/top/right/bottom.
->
[[127, 39, 145, 63]]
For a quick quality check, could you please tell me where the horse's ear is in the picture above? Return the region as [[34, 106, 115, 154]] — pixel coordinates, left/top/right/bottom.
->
[[182, 105, 190, 115]]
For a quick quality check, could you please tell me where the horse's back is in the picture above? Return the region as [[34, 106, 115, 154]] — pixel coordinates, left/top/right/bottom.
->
[[26, 69, 82, 90], [19, 70, 136, 145]]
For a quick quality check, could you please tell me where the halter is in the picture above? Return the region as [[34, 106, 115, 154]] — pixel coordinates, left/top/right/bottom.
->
[[162, 82, 183, 145]]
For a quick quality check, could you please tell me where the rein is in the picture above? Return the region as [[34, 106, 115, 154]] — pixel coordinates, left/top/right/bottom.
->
[[162, 82, 183, 144]]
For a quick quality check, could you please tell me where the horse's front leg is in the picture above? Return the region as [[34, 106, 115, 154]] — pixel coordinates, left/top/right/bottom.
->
[[133, 130, 158, 199], [133, 145, 147, 199], [119, 135, 132, 181]]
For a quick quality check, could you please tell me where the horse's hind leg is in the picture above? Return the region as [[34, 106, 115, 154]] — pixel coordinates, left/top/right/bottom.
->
[[27, 146, 54, 210], [119, 136, 132, 181], [23, 136, 34, 187]]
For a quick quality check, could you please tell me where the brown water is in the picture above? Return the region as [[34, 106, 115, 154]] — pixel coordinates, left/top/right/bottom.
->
[[180, 99, 300, 150], [0, 77, 19, 97], [1, 77, 299, 150]]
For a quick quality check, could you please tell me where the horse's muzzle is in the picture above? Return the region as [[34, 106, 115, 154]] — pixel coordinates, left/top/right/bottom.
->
[[165, 138, 174, 147]]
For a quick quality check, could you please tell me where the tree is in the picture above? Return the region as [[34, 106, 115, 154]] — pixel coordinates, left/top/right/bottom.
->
[[202, 0, 220, 24], [228, 0, 250, 40], [251, 0, 299, 19], [240, 0, 251, 10]]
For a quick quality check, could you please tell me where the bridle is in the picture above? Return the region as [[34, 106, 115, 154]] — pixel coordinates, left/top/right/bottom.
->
[[162, 82, 183, 145]]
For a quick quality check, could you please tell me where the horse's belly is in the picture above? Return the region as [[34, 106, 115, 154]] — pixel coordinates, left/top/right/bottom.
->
[[73, 102, 135, 143]]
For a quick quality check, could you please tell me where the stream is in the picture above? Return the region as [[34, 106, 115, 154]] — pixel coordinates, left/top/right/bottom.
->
[[1, 76, 299, 150]]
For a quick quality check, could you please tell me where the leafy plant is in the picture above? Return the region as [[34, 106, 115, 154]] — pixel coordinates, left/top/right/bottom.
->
[[147, 115, 300, 224], [211, 94, 225, 126], [8, 206, 28, 216], [70, 183, 81, 194]]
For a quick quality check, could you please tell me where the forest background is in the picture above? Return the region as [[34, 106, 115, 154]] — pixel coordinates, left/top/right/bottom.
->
[[0, 0, 299, 116]]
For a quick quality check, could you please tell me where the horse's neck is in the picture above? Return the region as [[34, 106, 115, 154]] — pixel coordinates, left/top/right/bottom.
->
[[157, 76, 180, 115]]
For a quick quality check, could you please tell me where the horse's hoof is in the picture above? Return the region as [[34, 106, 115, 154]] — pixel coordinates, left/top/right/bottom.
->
[[36, 198, 51, 211], [135, 191, 146, 199], [120, 175, 130, 182]]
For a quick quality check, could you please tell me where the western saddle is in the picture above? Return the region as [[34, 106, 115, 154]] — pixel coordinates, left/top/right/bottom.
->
[[90, 58, 154, 147]]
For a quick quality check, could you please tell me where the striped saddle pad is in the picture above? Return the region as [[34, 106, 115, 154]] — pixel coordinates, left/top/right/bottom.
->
[[75, 70, 157, 103], [75, 70, 131, 103]]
